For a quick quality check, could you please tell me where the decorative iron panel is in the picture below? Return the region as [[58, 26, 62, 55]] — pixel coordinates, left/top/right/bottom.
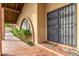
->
[[47, 3, 77, 47]]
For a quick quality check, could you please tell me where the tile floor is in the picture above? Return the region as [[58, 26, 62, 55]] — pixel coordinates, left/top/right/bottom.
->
[[3, 25, 75, 56], [2, 26, 57, 56]]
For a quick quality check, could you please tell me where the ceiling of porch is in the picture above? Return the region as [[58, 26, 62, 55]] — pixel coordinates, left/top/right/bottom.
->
[[1, 3, 24, 24]]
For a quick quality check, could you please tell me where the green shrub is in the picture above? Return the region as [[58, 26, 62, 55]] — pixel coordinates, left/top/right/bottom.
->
[[27, 40, 34, 46], [23, 29, 32, 36], [11, 28, 20, 38], [11, 27, 33, 46], [18, 29, 24, 38]]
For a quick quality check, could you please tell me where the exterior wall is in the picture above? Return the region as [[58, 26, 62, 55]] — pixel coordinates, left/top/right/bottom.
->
[[77, 4, 79, 49], [17, 3, 78, 49], [17, 3, 38, 45], [17, 3, 46, 44], [46, 3, 69, 13], [37, 4, 46, 42], [0, 4, 2, 55], [2, 8, 4, 40]]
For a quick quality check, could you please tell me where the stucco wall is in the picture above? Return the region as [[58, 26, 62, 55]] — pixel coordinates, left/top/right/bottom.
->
[[17, 3, 78, 48], [17, 3, 46, 44], [17, 3, 38, 45], [2, 8, 4, 40], [0, 3, 2, 55], [17, 3, 71, 44], [77, 4, 79, 49], [46, 3, 69, 13], [37, 4, 46, 42]]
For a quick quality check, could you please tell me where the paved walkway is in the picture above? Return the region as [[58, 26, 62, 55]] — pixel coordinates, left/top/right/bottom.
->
[[2, 26, 57, 56]]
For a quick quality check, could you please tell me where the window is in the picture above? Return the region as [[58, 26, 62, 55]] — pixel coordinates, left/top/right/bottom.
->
[[47, 4, 77, 47]]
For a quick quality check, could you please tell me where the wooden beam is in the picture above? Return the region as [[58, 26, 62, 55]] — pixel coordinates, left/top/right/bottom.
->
[[3, 7, 20, 13], [5, 3, 7, 7], [12, 3, 18, 23]]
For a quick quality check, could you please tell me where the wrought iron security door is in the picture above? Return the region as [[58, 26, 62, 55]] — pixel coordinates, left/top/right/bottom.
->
[[47, 4, 77, 47], [47, 10, 59, 43]]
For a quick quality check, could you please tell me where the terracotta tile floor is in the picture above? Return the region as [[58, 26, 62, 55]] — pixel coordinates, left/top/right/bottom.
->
[[40, 43, 69, 56], [3, 26, 72, 56], [2, 28, 57, 56], [2, 40, 57, 56], [40, 42, 77, 56]]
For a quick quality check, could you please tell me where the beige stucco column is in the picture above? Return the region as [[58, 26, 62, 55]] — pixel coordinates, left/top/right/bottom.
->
[[77, 4, 79, 49], [2, 8, 4, 40], [37, 4, 46, 43], [0, 3, 2, 56]]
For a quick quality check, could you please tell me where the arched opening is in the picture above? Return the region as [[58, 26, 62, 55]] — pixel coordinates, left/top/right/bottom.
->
[[20, 17, 34, 43], [21, 18, 30, 30]]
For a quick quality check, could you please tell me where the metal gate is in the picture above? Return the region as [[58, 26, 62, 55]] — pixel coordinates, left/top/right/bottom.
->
[[47, 4, 77, 47]]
